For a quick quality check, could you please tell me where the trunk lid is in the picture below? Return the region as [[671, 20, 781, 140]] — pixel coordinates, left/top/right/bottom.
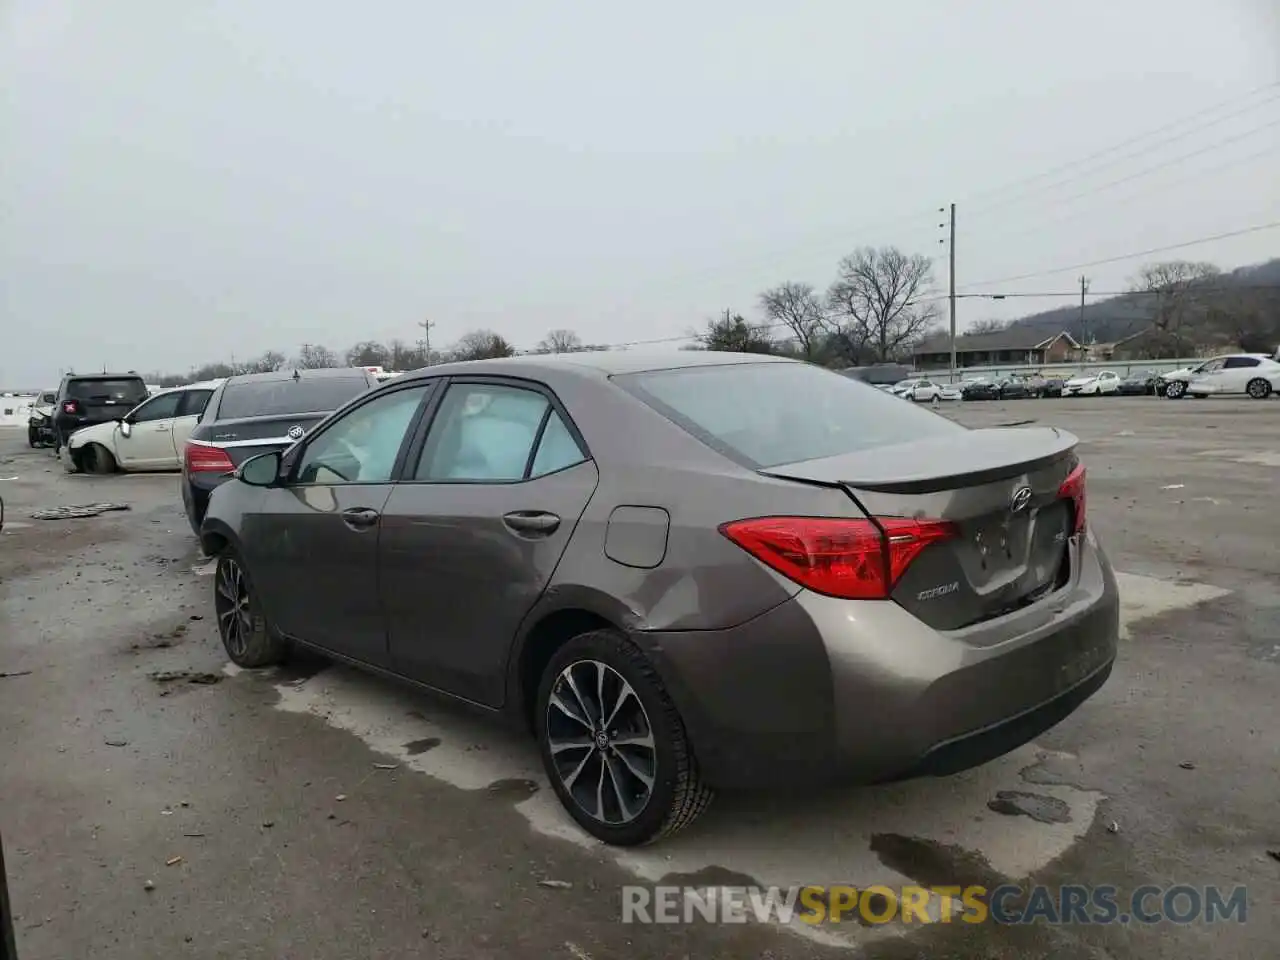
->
[[762, 427, 1080, 630], [193, 413, 328, 466]]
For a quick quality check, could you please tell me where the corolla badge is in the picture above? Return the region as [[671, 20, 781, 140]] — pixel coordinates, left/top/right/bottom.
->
[[287, 424, 304, 441], [1010, 485, 1033, 513]]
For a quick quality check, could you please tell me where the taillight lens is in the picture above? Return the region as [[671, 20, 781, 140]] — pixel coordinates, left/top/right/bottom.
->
[[1058, 463, 1087, 534], [719, 516, 957, 600], [185, 442, 235, 474], [62, 401, 79, 414]]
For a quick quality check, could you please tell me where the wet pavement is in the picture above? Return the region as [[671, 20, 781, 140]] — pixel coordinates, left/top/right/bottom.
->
[[1, 397, 1277, 959]]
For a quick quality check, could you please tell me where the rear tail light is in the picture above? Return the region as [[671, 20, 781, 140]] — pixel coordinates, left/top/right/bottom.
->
[[1058, 463, 1087, 534], [62, 401, 79, 414], [184, 442, 235, 474], [719, 516, 958, 600]]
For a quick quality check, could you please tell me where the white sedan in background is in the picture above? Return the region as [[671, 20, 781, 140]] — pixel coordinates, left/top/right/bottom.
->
[[911, 379, 962, 402], [1063, 370, 1120, 396], [1185, 354, 1280, 400], [64, 380, 223, 474]]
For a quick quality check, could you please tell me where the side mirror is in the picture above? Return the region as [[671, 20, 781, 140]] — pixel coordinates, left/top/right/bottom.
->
[[238, 451, 282, 487], [117, 419, 132, 439]]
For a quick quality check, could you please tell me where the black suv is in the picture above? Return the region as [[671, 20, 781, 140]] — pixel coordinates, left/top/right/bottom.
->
[[51, 373, 150, 453]]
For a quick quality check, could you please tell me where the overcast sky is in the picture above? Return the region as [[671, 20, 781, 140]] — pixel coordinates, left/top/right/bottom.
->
[[3, 0, 1278, 386]]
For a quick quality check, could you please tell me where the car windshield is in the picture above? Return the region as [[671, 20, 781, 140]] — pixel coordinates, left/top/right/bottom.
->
[[616, 361, 965, 468], [66, 378, 148, 403], [216, 376, 370, 420]]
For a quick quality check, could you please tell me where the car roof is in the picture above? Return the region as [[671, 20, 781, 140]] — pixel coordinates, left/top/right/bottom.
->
[[220, 367, 373, 385], [393, 349, 798, 383]]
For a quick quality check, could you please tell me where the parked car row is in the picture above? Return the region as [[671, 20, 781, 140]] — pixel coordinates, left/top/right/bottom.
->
[[881, 353, 1280, 403]]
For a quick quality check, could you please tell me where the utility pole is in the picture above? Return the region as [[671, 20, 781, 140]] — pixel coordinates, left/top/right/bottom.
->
[[947, 203, 957, 382], [417, 318, 435, 366], [1079, 276, 1090, 348]]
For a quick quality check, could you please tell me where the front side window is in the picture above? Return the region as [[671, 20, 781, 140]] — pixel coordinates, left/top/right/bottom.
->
[[295, 385, 431, 484], [1199, 359, 1225, 373], [130, 392, 183, 422], [415, 383, 585, 482]]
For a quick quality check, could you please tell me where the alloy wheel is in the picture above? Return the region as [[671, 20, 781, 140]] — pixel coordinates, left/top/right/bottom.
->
[[545, 659, 657, 825], [1247, 379, 1269, 399], [215, 557, 253, 660]]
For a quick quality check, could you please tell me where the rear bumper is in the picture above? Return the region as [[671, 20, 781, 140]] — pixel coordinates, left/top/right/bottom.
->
[[183, 471, 233, 525], [636, 534, 1119, 790]]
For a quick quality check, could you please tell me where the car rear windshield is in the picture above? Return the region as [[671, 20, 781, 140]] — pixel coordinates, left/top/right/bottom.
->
[[615, 361, 965, 468], [66, 378, 148, 404], [215, 377, 370, 420]]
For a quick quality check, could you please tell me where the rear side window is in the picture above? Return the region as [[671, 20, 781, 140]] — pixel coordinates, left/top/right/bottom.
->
[[66, 378, 148, 404], [40, 392, 57, 404], [215, 376, 371, 420], [179, 389, 214, 417], [616, 362, 964, 469], [1223, 357, 1259, 368]]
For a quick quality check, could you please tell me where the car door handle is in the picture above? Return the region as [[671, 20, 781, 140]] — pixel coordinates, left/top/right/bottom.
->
[[502, 511, 561, 535], [341, 507, 380, 531]]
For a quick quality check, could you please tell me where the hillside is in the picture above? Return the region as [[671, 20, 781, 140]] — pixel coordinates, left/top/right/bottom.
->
[[1002, 257, 1280, 345]]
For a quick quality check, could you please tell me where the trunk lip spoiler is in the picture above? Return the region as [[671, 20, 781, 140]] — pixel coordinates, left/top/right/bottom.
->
[[760, 427, 1078, 495]]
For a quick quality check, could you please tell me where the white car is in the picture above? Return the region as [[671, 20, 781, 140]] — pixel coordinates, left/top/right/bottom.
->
[[1063, 370, 1120, 396], [1183, 354, 1280, 400], [64, 380, 224, 474], [911, 379, 962, 403], [889, 378, 929, 397]]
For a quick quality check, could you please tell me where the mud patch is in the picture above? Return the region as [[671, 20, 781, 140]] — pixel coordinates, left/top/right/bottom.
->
[[486, 778, 540, 801], [404, 737, 441, 755], [869, 833, 1007, 891], [986, 790, 1071, 824], [147, 669, 223, 685], [659, 864, 763, 888], [29, 502, 131, 520], [1018, 752, 1093, 791]]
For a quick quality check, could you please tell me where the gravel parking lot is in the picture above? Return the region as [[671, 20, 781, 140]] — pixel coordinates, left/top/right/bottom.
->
[[1, 397, 1277, 959]]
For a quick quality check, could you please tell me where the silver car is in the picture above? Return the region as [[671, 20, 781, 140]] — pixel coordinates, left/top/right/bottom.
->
[[201, 351, 1119, 846]]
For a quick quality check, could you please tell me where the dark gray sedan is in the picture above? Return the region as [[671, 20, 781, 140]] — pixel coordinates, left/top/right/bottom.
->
[[200, 351, 1119, 845]]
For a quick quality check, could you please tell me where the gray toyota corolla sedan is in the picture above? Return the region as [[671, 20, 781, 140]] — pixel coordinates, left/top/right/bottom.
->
[[200, 351, 1119, 846]]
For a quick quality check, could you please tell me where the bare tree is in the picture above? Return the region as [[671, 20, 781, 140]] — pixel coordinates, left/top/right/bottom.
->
[[758, 282, 825, 358], [240, 350, 288, 374], [536, 329, 584, 354], [345, 341, 391, 368], [451, 329, 516, 361], [825, 247, 940, 363], [297, 343, 339, 369], [1129, 260, 1220, 355], [966, 318, 1009, 335]]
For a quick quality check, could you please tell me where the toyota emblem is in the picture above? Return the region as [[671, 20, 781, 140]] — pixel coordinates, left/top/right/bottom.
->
[[287, 425, 304, 441], [1010, 485, 1033, 513]]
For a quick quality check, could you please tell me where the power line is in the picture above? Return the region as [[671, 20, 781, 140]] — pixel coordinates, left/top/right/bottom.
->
[[959, 219, 1280, 289], [964, 93, 1280, 220], [957, 81, 1280, 208]]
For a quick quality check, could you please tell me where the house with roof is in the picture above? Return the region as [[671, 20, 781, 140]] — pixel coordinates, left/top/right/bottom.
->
[[911, 328, 1084, 370]]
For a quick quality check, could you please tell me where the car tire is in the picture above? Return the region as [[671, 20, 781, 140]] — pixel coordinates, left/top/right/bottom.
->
[[1164, 381, 1185, 399], [214, 546, 287, 668], [83, 443, 116, 475], [28, 427, 38, 448], [535, 628, 713, 846], [1246, 378, 1272, 400]]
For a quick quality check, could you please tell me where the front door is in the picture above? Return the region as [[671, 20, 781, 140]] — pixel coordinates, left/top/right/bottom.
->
[[380, 379, 598, 706], [243, 383, 435, 667], [114, 391, 185, 469]]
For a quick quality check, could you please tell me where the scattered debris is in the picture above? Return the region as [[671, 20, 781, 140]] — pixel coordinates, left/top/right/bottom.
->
[[538, 879, 573, 890], [143, 880, 155, 891], [147, 669, 222, 685], [1107, 821, 1120, 834], [180, 801, 190, 808], [262, 821, 275, 829], [165, 856, 183, 867], [161, 810, 173, 816], [335, 794, 347, 802], [182, 833, 204, 838], [1178, 761, 1196, 770], [30, 502, 131, 521], [565, 942, 593, 960], [103, 738, 128, 747], [0, 670, 33, 679], [189, 614, 203, 621], [1266, 850, 1280, 863], [1160, 484, 1185, 490], [373, 763, 399, 771]]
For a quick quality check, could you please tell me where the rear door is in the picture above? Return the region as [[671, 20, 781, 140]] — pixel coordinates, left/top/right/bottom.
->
[[763, 428, 1079, 632], [114, 391, 184, 469], [1220, 356, 1261, 392], [169, 388, 216, 457], [242, 382, 437, 667], [380, 378, 598, 706]]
